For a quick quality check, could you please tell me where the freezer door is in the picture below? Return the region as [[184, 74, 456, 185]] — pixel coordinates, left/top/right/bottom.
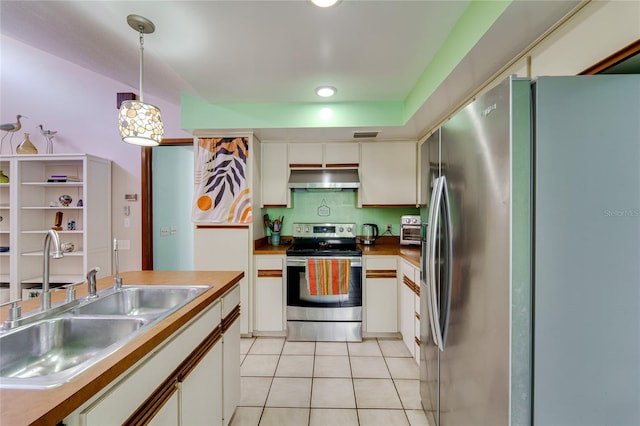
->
[[533, 75, 640, 425], [420, 128, 441, 426], [438, 76, 519, 426]]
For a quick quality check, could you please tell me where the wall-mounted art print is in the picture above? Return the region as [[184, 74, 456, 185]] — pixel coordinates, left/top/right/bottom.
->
[[192, 137, 252, 223]]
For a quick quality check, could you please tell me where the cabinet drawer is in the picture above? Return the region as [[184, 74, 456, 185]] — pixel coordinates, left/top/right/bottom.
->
[[365, 256, 397, 271], [255, 256, 283, 271]]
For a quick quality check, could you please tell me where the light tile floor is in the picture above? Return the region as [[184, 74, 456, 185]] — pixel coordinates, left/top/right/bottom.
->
[[231, 337, 431, 426]]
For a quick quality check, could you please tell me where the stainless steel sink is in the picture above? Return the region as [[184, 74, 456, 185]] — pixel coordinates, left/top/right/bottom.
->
[[0, 316, 147, 388], [0, 285, 210, 389], [70, 285, 210, 319]]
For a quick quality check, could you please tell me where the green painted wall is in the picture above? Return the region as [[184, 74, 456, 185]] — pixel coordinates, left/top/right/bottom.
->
[[181, 0, 512, 131], [263, 190, 418, 237]]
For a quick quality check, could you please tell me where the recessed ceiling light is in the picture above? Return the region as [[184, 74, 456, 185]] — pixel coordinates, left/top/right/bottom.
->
[[316, 86, 337, 97], [311, 0, 339, 7]]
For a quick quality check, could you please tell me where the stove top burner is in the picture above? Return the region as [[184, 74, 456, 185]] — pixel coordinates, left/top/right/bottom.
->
[[287, 223, 362, 257]]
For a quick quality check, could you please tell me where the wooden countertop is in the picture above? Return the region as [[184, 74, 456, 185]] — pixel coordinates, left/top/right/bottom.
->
[[359, 239, 421, 268], [254, 236, 421, 268], [0, 270, 243, 426]]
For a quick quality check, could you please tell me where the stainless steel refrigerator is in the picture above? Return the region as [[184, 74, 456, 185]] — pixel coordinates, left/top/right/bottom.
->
[[419, 75, 640, 426]]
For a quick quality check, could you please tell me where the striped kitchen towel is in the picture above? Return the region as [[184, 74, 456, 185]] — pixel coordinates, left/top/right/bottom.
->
[[306, 258, 350, 296]]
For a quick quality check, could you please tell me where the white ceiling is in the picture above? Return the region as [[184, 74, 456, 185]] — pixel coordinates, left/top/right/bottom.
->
[[0, 0, 581, 141]]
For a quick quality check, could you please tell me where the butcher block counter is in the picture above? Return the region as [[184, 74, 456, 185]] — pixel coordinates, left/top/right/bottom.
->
[[0, 270, 243, 426]]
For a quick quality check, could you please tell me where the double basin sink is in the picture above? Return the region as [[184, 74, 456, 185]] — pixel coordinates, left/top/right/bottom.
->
[[0, 285, 210, 389]]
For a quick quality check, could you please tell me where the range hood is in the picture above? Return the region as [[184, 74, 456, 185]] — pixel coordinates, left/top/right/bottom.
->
[[288, 169, 360, 191]]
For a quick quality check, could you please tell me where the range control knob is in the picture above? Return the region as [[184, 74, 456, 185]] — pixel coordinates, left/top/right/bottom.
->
[[304, 226, 310, 233], [339, 227, 344, 233], [412, 217, 419, 224], [347, 226, 352, 233], [295, 226, 301, 233]]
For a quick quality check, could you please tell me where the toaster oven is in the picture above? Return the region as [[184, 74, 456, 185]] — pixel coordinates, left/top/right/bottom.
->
[[400, 215, 421, 245]]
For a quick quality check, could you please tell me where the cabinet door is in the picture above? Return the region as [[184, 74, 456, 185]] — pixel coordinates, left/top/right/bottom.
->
[[148, 387, 179, 426], [360, 142, 417, 206], [223, 319, 240, 426], [288, 143, 323, 167], [181, 340, 223, 426], [364, 256, 398, 334], [261, 143, 289, 206], [399, 260, 419, 356], [325, 142, 359, 166], [400, 281, 415, 357], [222, 286, 241, 426], [194, 228, 250, 334], [254, 255, 284, 332]]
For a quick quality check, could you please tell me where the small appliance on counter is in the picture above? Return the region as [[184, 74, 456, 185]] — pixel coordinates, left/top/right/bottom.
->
[[400, 215, 421, 246], [361, 223, 379, 245]]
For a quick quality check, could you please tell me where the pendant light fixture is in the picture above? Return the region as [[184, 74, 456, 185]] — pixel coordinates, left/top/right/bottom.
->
[[118, 14, 164, 146]]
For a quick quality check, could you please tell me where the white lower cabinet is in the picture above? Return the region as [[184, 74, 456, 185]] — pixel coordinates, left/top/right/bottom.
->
[[400, 278, 415, 357], [65, 285, 240, 426], [222, 286, 241, 426], [364, 256, 398, 335], [181, 340, 223, 426], [194, 227, 250, 335], [399, 259, 420, 363], [254, 255, 285, 333], [149, 388, 179, 425]]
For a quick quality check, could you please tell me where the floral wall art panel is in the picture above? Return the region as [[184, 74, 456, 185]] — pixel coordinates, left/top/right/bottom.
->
[[192, 137, 252, 223]]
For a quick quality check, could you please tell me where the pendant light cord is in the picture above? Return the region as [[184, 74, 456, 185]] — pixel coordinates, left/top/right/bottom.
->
[[138, 26, 145, 102]]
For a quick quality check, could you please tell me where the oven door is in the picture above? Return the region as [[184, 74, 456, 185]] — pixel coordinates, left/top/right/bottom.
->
[[401, 225, 422, 245], [286, 256, 362, 309]]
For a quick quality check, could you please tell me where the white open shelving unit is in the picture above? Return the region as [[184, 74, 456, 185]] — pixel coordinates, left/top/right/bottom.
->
[[0, 157, 11, 302], [0, 154, 112, 301]]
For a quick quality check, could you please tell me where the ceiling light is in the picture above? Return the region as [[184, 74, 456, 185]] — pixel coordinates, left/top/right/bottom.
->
[[316, 86, 337, 97], [311, 0, 339, 7], [118, 14, 164, 147]]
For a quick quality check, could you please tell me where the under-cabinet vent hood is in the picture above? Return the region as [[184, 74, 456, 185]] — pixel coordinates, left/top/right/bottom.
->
[[288, 169, 360, 191]]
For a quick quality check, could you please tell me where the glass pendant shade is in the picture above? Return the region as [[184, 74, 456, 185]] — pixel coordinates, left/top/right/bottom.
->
[[118, 100, 164, 146]]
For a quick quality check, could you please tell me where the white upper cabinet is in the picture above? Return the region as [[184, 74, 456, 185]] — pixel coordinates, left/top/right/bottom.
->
[[324, 142, 359, 167], [288, 143, 324, 167], [288, 142, 359, 168], [261, 143, 289, 207], [359, 141, 417, 206]]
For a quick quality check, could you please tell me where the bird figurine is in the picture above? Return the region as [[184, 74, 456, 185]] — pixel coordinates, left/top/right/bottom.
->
[[1, 114, 26, 154], [38, 124, 57, 154]]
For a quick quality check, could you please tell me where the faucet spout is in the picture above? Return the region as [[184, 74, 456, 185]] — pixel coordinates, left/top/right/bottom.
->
[[87, 267, 101, 299], [42, 229, 63, 311]]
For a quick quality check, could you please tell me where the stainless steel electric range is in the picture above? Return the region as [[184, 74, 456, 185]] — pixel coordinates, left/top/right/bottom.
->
[[286, 223, 363, 342]]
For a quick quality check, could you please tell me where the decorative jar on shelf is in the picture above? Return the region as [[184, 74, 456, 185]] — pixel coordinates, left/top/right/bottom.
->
[[16, 133, 38, 154], [0, 170, 8, 183]]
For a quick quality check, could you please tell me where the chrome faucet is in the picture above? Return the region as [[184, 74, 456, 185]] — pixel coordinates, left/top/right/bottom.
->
[[87, 267, 101, 299], [113, 238, 123, 290], [41, 229, 63, 311]]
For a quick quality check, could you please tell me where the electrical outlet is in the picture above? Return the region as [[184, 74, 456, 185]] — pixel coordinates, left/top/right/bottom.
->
[[386, 224, 392, 233]]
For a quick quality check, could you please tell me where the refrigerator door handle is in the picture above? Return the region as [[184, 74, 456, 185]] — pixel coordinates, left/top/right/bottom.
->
[[427, 176, 445, 351], [440, 176, 453, 349]]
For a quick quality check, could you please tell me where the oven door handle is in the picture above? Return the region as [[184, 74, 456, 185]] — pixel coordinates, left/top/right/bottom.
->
[[286, 257, 362, 267]]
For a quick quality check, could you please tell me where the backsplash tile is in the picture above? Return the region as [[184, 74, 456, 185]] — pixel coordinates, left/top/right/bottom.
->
[[263, 191, 418, 236]]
